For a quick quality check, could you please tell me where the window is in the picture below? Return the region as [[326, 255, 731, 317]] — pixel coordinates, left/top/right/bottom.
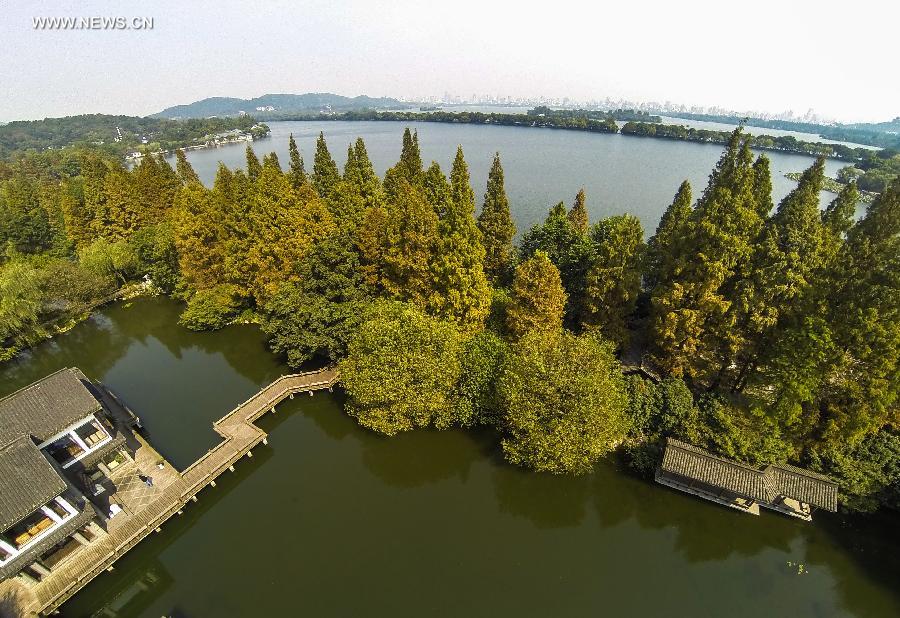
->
[[5, 510, 55, 549], [45, 435, 85, 466], [75, 419, 109, 448]]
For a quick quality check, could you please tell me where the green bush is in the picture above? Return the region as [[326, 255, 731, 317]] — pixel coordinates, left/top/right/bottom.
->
[[178, 285, 243, 331]]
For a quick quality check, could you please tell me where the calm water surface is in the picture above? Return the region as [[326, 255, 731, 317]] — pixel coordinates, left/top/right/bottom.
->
[[175, 121, 857, 235], [1, 298, 898, 617]]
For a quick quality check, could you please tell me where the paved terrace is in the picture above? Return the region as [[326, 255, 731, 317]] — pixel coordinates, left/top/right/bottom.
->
[[8, 368, 339, 617]]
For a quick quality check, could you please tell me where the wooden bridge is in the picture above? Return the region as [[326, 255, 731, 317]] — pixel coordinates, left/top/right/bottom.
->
[[29, 368, 340, 616]]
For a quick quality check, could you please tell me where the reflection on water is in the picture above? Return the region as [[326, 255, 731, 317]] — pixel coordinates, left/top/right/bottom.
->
[[1, 297, 897, 617]]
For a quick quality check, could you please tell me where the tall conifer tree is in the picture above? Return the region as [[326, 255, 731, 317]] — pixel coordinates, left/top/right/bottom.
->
[[645, 180, 692, 290], [568, 188, 589, 233], [428, 147, 491, 330], [175, 149, 200, 184], [245, 146, 262, 182], [506, 251, 567, 339], [312, 132, 340, 199], [287, 134, 307, 189], [477, 152, 516, 284]]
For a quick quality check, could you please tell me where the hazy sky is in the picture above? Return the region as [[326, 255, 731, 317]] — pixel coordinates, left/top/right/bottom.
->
[[2, 0, 897, 123]]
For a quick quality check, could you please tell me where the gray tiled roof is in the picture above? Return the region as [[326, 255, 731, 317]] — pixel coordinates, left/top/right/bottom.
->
[[660, 438, 775, 502], [0, 436, 67, 531], [766, 464, 838, 512], [659, 438, 838, 511], [0, 368, 101, 445]]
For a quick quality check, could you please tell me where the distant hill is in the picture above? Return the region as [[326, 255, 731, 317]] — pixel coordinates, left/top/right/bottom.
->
[[153, 93, 410, 119]]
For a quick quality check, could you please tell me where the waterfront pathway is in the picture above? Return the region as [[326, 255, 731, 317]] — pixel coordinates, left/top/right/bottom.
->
[[21, 368, 339, 616]]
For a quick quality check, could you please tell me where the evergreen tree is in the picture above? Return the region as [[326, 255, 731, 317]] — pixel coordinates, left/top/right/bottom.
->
[[384, 128, 424, 200], [751, 155, 774, 218], [245, 145, 262, 182], [428, 147, 491, 331], [262, 152, 282, 173], [262, 230, 372, 367], [645, 180, 692, 290], [506, 250, 567, 338], [731, 158, 828, 396], [477, 152, 516, 283], [245, 164, 334, 303], [568, 188, 589, 233], [423, 161, 451, 218], [172, 180, 226, 292], [338, 138, 383, 223], [817, 178, 900, 444], [822, 181, 859, 240], [397, 127, 424, 186], [175, 149, 200, 184], [358, 177, 440, 307], [648, 128, 762, 380], [519, 202, 593, 323], [581, 215, 645, 347], [287, 133, 307, 189], [0, 176, 52, 254], [312, 131, 340, 199]]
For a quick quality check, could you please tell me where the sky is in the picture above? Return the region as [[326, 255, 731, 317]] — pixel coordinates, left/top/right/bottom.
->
[[2, 0, 898, 123]]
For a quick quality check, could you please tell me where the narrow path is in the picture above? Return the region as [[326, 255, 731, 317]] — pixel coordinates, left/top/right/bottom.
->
[[25, 368, 339, 616]]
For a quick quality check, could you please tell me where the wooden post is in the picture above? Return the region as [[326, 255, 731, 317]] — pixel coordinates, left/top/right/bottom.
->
[[191, 495, 198, 503], [155, 527, 162, 533], [262, 437, 268, 445], [177, 510, 183, 515], [210, 480, 216, 487], [228, 465, 235, 472], [106, 565, 115, 572], [247, 450, 253, 458], [308, 390, 313, 396]]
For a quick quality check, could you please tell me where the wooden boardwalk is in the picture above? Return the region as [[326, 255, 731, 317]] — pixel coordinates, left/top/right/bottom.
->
[[29, 368, 339, 616]]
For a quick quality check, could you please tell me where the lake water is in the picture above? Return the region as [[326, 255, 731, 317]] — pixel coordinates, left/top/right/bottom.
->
[[175, 120, 856, 236], [2, 298, 899, 617]]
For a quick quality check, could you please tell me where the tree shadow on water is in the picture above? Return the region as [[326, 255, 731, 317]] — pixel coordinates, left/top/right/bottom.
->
[[359, 426, 491, 489]]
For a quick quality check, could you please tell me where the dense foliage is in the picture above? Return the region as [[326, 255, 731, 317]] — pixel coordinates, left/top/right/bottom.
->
[[1, 127, 897, 511], [658, 112, 900, 150], [0, 114, 268, 159], [621, 120, 879, 162]]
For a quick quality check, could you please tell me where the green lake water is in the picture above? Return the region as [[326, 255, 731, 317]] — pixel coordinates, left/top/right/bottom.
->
[[1, 297, 898, 617]]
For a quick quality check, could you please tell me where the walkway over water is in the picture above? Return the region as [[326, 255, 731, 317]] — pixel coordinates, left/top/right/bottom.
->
[[25, 368, 339, 616]]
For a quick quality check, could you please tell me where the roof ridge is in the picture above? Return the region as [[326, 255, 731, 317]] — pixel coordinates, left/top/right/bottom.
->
[[666, 438, 764, 475], [767, 463, 837, 485]]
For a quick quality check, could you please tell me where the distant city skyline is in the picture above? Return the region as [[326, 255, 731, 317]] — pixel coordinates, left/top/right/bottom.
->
[[2, 0, 897, 124]]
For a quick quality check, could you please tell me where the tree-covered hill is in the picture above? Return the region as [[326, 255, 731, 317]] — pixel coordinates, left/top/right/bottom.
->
[[153, 92, 409, 119], [0, 114, 268, 159]]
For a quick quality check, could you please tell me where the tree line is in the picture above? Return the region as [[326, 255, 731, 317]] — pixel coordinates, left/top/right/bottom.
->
[[0, 128, 897, 511], [658, 111, 900, 150], [620, 120, 881, 163], [0, 114, 268, 160]]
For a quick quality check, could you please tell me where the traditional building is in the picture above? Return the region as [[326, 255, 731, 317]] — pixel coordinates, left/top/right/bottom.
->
[[655, 438, 838, 520], [0, 368, 137, 584]]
